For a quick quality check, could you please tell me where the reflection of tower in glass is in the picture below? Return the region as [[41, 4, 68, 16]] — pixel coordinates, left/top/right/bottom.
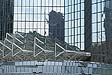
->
[[49, 10, 64, 42], [104, 0, 112, 63], [104, 0, 112, 42], [0, 0, 14, 40]]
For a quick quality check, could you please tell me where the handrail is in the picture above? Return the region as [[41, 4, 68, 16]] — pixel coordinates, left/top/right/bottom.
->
[[55, 43, 66, 57], [35, 37, 55, 52], [34, 37, 44, 57], [35, 43, 44, 51], [55, 38, 80, 51], [5, 39, 23, 51], [0, 41, 12, 57], [6, 33, 13, 38], [0, 32, 91, 60], [44, 50, 54, 52], [34, 51, 43, 56], [65, 50, 79, 53], [0, 48, 3, 53], [65, 50, 91, 56], [0, 42, 11, 51], [5, 38, 12, 44], [55, 43, 66, 51], [0, 49, 2, 51], [6, 33, 24, 44], [35, 37, 44, 44], [15, 32, 24, 38], [34, 37, 54, 57], [5, 38, 24, 56], [55, 42, 91, 57], [33, 38, 43, 57], [56, 51, 65, 57]]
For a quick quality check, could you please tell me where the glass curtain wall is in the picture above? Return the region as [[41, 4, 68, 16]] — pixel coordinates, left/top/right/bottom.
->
[[65, 0, 106, 51], [0, 0, 14, 40], [92, 0, 105, 45], [91, 0, 106, 62], [14, 0, 106, 51], [14, 0, 64, 36], [65, 0, 84, 50]]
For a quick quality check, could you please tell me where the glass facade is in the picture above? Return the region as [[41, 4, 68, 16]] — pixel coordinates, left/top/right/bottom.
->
[[0, 0, 14, 40], [1, 1, 112, 73], [91, 0, 107, 62], [92, 0, 105, 44], [65, 0, 84, 50], [1, 0, 112, 68], [14, 0, 64, 36], [13, 0, 106, 51], [65, 0, 106, 51], [13, 0, 107, 51]]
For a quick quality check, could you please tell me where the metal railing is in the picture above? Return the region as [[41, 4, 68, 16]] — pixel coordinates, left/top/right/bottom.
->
[[0, 32, 91, 61]]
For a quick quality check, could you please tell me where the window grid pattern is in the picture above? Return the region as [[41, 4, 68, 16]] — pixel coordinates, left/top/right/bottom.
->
[[65, 0, 84, 50], [14, 0, 106, 51], [14, 0, 64, 36], [92, 0, 105, 44]]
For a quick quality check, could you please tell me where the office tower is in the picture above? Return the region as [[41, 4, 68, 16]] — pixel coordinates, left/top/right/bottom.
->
[[0, 0, 14, 40], [49, 10, 64, 42], [104, 0, 112, 42], [101, 0, 112, 63]]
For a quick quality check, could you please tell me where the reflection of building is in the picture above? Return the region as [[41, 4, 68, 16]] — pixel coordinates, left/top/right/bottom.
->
[[0, 0, 14, 40], [90, 0, 112, 63], [49, 10, 64, 42], [104, 0, 112, 42], [102, 0, 112, 63]]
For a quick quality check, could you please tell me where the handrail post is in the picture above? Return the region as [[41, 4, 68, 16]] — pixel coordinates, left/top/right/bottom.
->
[[54, 37, 56, 59], [3, 41, 5, 57], [34, 37, 36, 57], [12, 34, 14, 56]]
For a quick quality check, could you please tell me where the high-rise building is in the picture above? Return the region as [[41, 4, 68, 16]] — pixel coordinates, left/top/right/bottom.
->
[[64, 0, 109, 63], [0, 0, 14, 40], [101, 0, 112, 63], [1, 0, 110, 63], [64, 0, 85, 50], [88, 0, 110, 63], [49, 10, 64, 42], [104, 0, 112, 42]]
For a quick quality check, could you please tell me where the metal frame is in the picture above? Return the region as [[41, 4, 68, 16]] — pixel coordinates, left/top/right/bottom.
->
[[0, 32, 91, 61]]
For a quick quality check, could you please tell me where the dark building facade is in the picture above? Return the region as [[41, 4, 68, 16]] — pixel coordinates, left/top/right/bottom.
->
[[104, 0, 112, 42], [0, 0, 14, 40], [102, 0, 112, 63], [84, 0, 92, 52], [90, 0, 112, 63], [49, 10, 64, 42]]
